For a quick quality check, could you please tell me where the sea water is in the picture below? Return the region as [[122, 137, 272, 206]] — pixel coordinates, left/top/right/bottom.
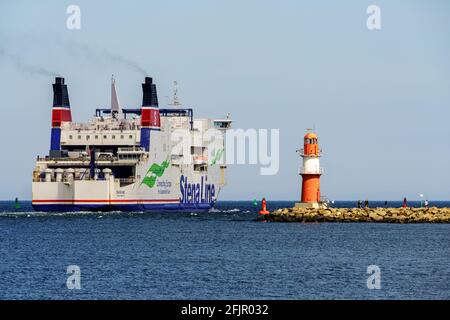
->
[[0, 201, 448, 299]]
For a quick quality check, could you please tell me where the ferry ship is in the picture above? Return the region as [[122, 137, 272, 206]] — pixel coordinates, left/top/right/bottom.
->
[[32, 76, 231, 212]]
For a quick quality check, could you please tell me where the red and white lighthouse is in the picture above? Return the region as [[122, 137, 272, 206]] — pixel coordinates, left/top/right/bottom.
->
[[296, 131, 324, 208]]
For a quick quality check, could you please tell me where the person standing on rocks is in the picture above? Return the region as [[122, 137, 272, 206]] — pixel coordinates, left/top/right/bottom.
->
[[364, 199, 369, 208], [403, 197, 407, 208], [384, 200, 388, 208], [357, 200, 362, 208], [424, 199, 429, 208]]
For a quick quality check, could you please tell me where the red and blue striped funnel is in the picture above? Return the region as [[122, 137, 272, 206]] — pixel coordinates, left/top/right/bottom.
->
[[50, 77, 72, 152], [140, 77, 160, 151]]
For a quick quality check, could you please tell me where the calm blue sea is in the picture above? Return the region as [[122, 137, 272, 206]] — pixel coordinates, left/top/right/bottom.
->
[[0, 200, 449, 300]]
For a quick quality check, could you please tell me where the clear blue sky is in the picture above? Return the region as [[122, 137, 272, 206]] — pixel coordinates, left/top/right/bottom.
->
[[0, 0, 449, 200]]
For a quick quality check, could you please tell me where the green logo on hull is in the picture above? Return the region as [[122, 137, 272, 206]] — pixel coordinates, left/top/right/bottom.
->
[[141, 159, 170, 188], [210, 148, 224, 165]]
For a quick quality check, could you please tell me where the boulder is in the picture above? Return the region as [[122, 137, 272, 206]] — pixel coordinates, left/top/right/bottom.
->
[[374, 209, 387, 217], [369, 211, 383, 222]]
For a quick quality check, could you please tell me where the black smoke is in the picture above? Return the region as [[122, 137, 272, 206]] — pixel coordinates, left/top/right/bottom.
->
[[0, 48, 60, 77]]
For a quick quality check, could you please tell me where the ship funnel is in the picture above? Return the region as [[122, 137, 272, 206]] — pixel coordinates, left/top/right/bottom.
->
[[50, 77, 72, 153], [140, 77, 161, 152], [142, 77, 159, 107], [52, 77, 70, 108]]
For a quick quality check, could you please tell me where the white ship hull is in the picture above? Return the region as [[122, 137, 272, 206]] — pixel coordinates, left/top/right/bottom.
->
[[32, 167, 222, 212]]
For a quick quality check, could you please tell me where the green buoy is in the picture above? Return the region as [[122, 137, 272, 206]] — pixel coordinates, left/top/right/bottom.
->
[[253, 199, 258, 206], [14, 197, 20, 210]]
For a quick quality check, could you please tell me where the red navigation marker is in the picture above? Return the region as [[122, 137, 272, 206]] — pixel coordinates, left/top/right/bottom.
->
[[259, 197, 270, 215]]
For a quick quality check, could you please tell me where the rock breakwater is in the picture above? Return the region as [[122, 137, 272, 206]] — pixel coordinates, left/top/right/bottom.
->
[[265, 207, 450, 223]]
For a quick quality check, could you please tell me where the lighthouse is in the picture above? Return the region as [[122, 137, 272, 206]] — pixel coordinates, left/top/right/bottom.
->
[[295, 131, 325, 209]]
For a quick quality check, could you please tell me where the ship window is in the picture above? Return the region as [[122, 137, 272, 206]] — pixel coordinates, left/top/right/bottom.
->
[[129, 135, 133, 139], [95, 135, 98, 139], [78, 135, 81, 140], [194, 164, 207, 172], [103, 135, 107, 139], [69, 135, 73, 139], [120, 135, 124, 139], [112, 135, 115, 139], [86, 135, 90, 140]]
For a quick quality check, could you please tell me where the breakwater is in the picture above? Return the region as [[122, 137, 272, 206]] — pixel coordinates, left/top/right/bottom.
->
[[265, 207, 450, 223]]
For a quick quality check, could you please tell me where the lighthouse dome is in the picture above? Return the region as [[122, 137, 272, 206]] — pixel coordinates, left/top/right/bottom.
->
[[304, 132, 318, 139]]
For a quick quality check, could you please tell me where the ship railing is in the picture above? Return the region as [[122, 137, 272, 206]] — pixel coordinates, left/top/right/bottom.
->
[[117, 147, 146, 153], [35, 177, 137, 183], [65, 121, 140, 132], [36, 156, 90, 162]]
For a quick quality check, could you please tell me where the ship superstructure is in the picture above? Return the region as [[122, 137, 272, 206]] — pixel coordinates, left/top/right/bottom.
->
[[32, 76, 231, 212]]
